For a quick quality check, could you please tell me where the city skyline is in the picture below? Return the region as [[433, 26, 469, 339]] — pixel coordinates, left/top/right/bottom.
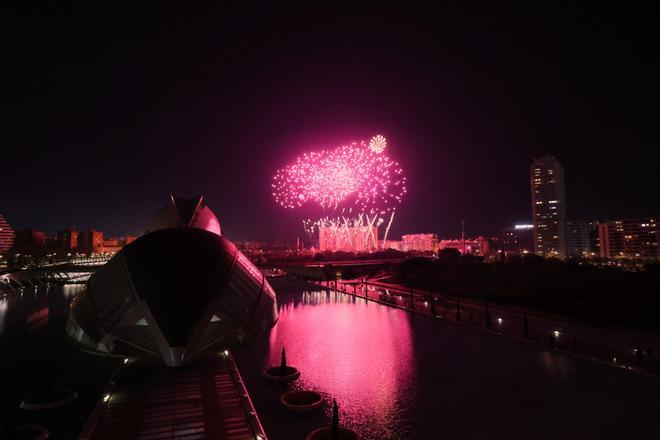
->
[[2, 151, 656, 248], [4, 5, 660, 440], [4, 3, 660, 241]]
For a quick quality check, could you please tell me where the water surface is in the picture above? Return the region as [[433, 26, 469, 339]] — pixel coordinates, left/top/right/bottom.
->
[[235, 278, 660, 440]]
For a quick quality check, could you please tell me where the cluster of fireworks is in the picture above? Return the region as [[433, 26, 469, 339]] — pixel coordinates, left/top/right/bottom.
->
[[272, 135, 406, 250], [302, 211, 391, 251]]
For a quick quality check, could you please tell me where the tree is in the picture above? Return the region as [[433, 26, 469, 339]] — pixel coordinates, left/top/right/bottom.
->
[[438, 248, 461, 263]]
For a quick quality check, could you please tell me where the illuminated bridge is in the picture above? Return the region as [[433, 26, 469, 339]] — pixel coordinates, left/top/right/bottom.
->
[[260, 258, 404, 281], [1, 256, 112, 291]]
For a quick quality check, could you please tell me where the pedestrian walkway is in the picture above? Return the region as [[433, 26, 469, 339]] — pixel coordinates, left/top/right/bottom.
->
[[314, 277, 660, 377], [81, 352, 266, 440]]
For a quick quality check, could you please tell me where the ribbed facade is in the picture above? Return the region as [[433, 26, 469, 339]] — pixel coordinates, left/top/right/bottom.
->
[[0, 214, 15, 255], [67, 195, 277, 367]]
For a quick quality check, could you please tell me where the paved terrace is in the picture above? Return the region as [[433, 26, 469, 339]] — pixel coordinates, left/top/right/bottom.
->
[[81, 352, 266, 440]]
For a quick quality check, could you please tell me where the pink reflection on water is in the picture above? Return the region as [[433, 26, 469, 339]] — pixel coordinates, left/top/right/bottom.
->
[[267, 290, 416, 433]]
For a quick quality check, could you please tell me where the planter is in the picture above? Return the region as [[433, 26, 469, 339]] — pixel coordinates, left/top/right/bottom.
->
[[20, 388, 78, 410], [262, 366, 300, 383], [305, 427, 360, 440], [280, 390, 324, 412]]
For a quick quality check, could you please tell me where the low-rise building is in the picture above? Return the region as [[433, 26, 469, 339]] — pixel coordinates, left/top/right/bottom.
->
[[56, 228, 79, 254], [501, 224, 534, 255], [566, 220, 599, 258], [0, 214, 16, 255], [439, 237, 489, 256], [79, 229, 104, 255], [13, 229, 48, 254], [401, 233, 438, 253], [102, 236, 137, 255], [597, 218, 658, 260]]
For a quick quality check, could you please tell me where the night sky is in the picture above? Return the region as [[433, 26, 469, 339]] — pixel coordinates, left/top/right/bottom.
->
[[4, 3, 659, 242]]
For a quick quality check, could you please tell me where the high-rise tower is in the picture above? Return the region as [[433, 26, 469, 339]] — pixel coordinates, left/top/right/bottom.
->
[[530, 157, 566, 258]]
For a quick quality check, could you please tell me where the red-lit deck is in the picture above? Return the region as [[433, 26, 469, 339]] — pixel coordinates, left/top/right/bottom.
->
[[81, 353, 266, 440]]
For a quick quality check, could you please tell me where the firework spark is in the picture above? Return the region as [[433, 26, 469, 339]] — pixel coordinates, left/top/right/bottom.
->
[[369, 134, 387, 153], [272, 135, 406, 214]]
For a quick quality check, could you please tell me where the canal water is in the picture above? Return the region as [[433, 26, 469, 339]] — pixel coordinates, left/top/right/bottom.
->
[[235, 278, 660, 440], [0, 283, 119, 438], [2, 278, 659, 439]]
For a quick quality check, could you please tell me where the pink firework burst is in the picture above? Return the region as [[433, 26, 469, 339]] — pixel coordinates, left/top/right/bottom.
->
[[272, 135, 406, 214]]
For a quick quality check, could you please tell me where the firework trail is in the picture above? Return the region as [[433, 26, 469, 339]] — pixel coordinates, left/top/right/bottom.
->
[[273, 135, 407, 250]]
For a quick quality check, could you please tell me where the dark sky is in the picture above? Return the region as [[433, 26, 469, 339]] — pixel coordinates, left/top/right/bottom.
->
[[4, 3, 659, 242]]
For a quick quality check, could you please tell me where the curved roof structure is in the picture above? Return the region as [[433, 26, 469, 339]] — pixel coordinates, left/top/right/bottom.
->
[[149, 194, 222, 236], [67, 200, 276, 367]]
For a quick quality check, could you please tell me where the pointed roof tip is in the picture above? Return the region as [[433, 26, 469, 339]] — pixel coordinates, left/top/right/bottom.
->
[[148, 194, 221, 236], [170, 193, 204, 206], [170, 194, 204, 227]]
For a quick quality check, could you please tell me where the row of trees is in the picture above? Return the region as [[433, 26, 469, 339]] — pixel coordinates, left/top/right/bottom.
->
[[393, 253, 660, 331]]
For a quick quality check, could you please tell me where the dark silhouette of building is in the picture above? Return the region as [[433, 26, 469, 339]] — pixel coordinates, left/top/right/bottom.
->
[[530, 157, 566, 258], [78, 229, 104, 255], [13, 229, 48, 254], [57, 228, 79, 254], [566, 220, 598, 258]]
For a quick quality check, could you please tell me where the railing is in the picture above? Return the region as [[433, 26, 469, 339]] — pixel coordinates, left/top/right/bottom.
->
[[225, 351, 268, 440], [38, 254, 112, 267], [312, 278, 660, 377]]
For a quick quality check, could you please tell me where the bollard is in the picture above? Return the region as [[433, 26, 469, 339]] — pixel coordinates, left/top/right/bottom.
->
[[331, 399, 339, 440], [280, 347, 287, 376], [456, 301, 462, 322]]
